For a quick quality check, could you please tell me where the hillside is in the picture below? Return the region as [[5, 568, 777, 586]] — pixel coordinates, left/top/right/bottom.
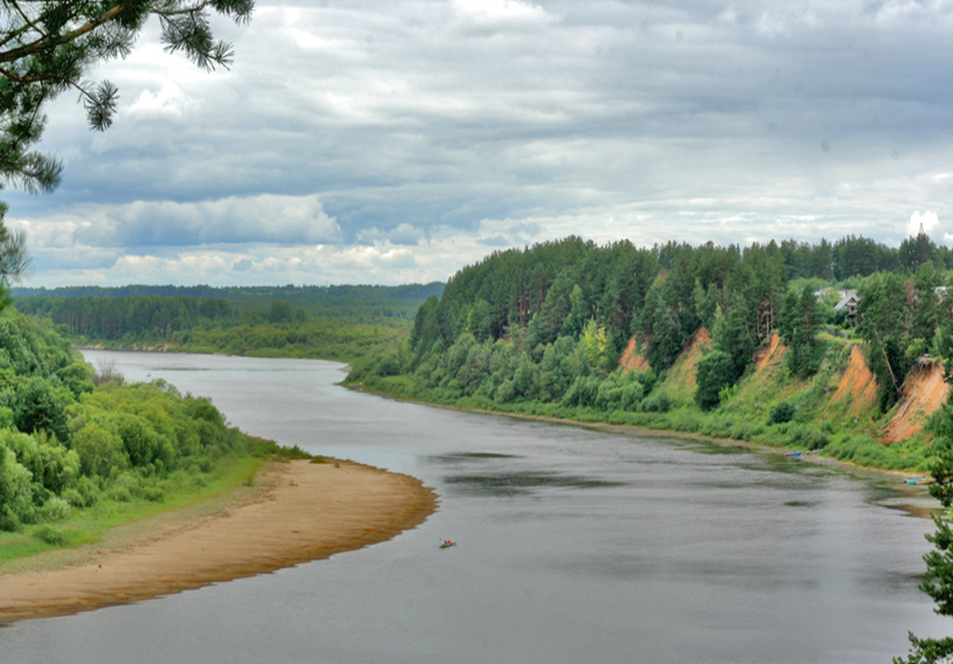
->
[[349, 235, 953, 473], [883, 358, 949, 444], [612, 329, 944, 470]]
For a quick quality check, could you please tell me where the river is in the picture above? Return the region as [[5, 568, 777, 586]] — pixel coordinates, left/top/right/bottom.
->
[[0, 351, 948, 663]]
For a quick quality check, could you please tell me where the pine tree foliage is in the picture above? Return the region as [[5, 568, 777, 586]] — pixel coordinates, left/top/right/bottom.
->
[[0, 0, 254, 305], [0, 0, 254, 194], [896, 330, 953, 663], [0, 202, 29, 305]]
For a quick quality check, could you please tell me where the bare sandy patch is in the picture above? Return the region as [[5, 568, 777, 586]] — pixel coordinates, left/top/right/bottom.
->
[[829, 345, 880, 417], [0, 459, 436, 623], [753, 332, 781, 372], [619, 336, 650, 373], [883, 359, 949, 444]]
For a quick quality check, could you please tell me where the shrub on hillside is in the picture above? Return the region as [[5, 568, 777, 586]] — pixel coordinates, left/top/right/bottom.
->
[[769, 402, 796, 425]]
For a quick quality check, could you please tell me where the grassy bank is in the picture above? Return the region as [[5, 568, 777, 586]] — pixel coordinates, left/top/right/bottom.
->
[[0, 433, 320, 570], [0, 456, 265, 569], [349, 333, 940, 475]]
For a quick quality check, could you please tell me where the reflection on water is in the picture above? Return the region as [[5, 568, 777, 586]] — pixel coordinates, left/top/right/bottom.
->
[[0, 350, 945, 664], [432, 452, 522, 460], [783, 499, 819, 508], [443, 470, 627, 495]]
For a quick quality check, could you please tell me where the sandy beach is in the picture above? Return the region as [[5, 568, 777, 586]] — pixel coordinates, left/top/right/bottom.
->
[[0, 459, 437, 624]]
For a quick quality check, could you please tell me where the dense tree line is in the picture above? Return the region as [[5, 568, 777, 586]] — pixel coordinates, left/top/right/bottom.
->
[[14, 285, 443, 358], [356, 231, 953, 420], [16, 295, 233, 340], [0, 309, 271, 533], [171, 318, 410, 360], [14, 283, 444, 321]]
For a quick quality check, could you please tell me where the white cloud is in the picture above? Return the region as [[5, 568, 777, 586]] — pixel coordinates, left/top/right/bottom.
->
[[450, 0, 553, 29], [127, 79, 192, 120], [908, 210, 943, 242]]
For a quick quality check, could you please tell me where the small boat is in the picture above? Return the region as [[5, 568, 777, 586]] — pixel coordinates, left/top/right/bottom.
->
[[785, 451, 803, 458], [904, 477, 933, 485], [440, 540, 456, 549]]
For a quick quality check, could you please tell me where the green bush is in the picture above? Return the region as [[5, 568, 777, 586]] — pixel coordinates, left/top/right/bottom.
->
[[730, 422, 764, 441], [141, 485, 165, 502], [0, 445, 36, 530], [642, 392, 672, 413], [770, 402, 796, 425], [33, 524, 68, 545], [61, 479, 99, 508], [5, 376, 70, 441], [40, 495, 71, 521], [788, 425, 830, 451], [71, 422, 129, 477]]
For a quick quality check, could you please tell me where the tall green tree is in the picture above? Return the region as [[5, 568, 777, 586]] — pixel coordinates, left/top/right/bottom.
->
[[900, 229, 939, 273], [0, 210, 28, 305], [895, 438, 953, 663], [694, 348, 734, 411], [779, 283, 824, 379], [858, 272, 911, 409]]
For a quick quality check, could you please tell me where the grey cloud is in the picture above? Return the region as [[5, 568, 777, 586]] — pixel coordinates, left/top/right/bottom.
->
[[4, 0, 952, 287], [387, 223, 426, 245], [71, 195, 342, 248]]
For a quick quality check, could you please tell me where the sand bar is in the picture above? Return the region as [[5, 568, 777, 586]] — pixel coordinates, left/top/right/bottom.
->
[[0, 459, 437, 623]]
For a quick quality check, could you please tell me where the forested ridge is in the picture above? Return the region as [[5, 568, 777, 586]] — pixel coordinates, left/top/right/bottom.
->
[[349, 232, 953, 472]]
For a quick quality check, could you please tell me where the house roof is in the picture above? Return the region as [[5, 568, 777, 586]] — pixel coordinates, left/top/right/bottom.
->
[[835, 290, 859, 310]]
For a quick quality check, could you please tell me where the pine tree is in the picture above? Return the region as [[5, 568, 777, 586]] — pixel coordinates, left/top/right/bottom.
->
[[0, 0, 254, 302], [1, 0, 254, 193], [894, 437, 953, 662], [897, 327, 953, 663]]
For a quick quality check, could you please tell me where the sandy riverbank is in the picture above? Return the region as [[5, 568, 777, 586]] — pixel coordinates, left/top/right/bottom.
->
[[0, 459, 437, 624]]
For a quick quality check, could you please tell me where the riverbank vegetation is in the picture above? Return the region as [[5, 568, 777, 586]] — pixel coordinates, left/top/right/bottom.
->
[[348, 232, 953, 474], [14, 283, 443, 361], [0, 308, 312, 558], [2, 284, 440, 558]]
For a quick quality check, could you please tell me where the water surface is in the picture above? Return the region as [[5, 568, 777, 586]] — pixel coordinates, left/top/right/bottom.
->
[[1, 351, 947, 663]]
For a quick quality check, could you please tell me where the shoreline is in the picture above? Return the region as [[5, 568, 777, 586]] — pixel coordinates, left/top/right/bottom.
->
[[360, 391, 940, 518], [354, 385, 934, 484], [82, 348, 920, 482], [0, 458, 437, 624]]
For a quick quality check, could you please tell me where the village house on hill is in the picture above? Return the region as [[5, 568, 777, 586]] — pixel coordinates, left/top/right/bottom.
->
[[816, 288, 861, 327]]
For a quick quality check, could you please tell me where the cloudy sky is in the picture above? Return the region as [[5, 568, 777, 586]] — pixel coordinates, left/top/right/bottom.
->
[[5, 0, 952, 287]]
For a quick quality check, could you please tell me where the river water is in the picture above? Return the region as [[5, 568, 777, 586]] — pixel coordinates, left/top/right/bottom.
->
[[1, 351, 949, 663]]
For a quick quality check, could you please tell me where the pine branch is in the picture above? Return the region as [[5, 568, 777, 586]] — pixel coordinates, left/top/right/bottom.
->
[[0, 5, 126, 64]]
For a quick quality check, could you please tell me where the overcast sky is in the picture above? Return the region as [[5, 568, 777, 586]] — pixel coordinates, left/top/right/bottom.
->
[[5, 0, 952, 287]]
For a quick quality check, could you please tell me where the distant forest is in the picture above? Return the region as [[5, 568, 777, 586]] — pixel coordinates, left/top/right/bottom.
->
[[14, 283, 444, 319], [14, 283, 444, 360]]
